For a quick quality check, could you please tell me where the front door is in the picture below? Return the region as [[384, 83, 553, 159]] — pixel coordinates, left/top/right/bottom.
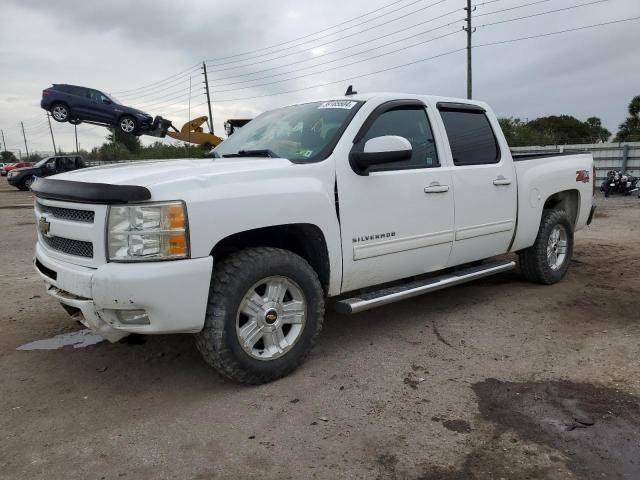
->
[[336, 101, 455, 292], [436, 103, 517, 266]]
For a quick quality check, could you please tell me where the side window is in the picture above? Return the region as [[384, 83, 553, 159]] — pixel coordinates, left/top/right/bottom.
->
[[56, 157, 74, 171], [68, 86, 85, 97], [359, 107, 439, 171], [439, 110, 500, 165]]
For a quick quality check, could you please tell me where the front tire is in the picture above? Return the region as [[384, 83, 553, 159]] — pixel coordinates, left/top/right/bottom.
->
[[518, 208, 574, 285], [23, 176, 34, 190], [195, 247, 325, 384], [50, 103, 69, 122]]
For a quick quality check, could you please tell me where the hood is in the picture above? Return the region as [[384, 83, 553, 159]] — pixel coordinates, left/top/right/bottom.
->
[[50, 157, 294, 187], [9, 166, 37, 174]]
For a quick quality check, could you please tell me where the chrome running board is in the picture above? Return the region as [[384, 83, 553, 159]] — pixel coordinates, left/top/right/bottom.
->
[[335, 260, 516, 314]]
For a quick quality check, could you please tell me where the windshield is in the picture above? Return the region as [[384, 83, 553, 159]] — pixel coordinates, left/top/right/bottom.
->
[[34, 157, 53, 167], [213, 100, 362, 162]]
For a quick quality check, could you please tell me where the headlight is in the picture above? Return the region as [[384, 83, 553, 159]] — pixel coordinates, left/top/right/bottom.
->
[[107, 201, 189, 262]]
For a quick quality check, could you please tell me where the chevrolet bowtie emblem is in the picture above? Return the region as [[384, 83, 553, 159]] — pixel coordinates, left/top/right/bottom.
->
[[38, 216, 51, 237]]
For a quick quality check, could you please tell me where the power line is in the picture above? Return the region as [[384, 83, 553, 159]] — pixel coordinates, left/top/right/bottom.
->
[[203, 0, 572, 79], [209, 29, 460, 95], [135, 89, 200, 111], [205, 0, 454, 70], [477, 0, 609, 27], [206, 0, 452, 66], [209, 15, 639, 104], [115, 75, 193, 100], [207, 20, 463, 91], [475, 0, 555, 18], [475, 15, 640, 47], [207, 10, 464, 87], [207, 0, 609, 96], [206, 0, 420, 63], [110, 63, 200, 95]]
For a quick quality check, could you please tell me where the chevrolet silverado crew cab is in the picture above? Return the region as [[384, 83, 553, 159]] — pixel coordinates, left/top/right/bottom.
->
[[31, 93, 596, 384]]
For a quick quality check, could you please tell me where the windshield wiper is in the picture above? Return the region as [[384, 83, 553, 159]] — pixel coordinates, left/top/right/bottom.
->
[[222, 149, 278, 158]]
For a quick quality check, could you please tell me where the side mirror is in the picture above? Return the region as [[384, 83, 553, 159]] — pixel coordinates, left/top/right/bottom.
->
[[102, 98, 112, 104], [349, 135, 412, 174]]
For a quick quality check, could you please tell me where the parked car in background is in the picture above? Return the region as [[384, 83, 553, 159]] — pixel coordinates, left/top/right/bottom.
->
[[8, 156, 85, 190], [41, 84, 154, 135], [2, 162, 32, 176]]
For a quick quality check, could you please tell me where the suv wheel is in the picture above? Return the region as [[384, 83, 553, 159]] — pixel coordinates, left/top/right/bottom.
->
[[119, 115, 137, 134], [195, 247, 325, 384], [51, 103, 69, 122], [23, 176, 34, 190]]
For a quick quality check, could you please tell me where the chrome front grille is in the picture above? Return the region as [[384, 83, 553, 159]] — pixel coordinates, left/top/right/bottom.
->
[[41, 235, 94, 258], [37, 203, 95, 223], [35, 198, 107, 267]]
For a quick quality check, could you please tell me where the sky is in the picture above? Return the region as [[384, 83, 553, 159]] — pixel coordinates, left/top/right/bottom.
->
[[0, 0, 638, 156]]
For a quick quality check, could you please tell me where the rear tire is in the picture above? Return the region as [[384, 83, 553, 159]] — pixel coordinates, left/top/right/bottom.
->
[[195, 247, 325, 384], [518, 208, 573, 285], [50, 103, 69, 122]]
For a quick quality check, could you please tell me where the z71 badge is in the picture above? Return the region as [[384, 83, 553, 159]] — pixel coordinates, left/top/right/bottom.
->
[[576, 170, 590, 183]]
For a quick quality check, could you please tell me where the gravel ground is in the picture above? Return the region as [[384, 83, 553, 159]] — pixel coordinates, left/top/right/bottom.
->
[[1, 179, 639, 480]]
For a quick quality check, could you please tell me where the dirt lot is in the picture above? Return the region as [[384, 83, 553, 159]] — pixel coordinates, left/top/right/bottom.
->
[[1, 179, 639, 480]]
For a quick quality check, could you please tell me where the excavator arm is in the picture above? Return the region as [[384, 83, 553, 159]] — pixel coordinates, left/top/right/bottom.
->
[[165, 116, 223, 148]]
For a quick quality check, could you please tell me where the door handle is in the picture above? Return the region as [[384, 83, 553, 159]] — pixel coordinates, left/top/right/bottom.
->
[[424, 183, 449, 194], [493, 176, 512, 186]]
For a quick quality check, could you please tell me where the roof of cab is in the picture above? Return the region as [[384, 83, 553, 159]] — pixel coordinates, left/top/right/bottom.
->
[[297, 91, 489, 110]]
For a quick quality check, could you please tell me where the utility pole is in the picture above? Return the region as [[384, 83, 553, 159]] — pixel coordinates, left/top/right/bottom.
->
[[46, 113, 57, 154], [20, 121, 30, 159], [463, 0, 475, 100], [75, 124, 79, 153], [1, 129, 6, 153], [202, 61, 214, 134]]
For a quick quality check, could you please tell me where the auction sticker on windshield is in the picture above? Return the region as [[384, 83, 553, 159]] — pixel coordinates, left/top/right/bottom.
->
[[318, 100, 357, 109]]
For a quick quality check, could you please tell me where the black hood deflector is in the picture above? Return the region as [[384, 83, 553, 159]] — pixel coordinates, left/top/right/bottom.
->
[[31, 178, 151, 204]]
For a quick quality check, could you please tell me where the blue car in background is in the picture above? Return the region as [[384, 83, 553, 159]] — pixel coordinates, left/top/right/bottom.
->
[[41, 84, 155, 135]]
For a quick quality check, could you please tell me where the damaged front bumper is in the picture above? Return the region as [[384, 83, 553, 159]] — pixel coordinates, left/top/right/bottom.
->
[[34, 243, 213, 342]]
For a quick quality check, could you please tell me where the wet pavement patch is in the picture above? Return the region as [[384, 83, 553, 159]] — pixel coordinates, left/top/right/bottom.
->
[[17, 329, 105, 350], [472, 378, 640, 479], [442, 419, 471, 434]]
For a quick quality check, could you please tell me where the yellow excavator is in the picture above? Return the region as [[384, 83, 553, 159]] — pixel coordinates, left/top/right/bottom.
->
[[156, 116, 251, 148]]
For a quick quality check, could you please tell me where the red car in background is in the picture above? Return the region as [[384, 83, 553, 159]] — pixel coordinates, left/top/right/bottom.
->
[[1, 162, 32, 176]]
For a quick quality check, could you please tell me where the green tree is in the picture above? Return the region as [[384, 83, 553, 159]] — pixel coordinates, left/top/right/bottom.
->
[[498, 117, 554, 146], [614, 95, 640, 142], [527, 115, 595, 144], [585, 117, 611, 143], [106, 128, 142, 153], [1, 151, 17, 162]]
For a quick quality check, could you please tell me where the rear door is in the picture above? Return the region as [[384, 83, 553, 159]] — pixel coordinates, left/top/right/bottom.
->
[[67, 87, 93, 119], [435, 103, 517, 266], [336, 100, 455, 292]]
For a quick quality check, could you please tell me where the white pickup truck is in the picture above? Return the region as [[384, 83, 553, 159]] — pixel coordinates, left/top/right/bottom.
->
[[31, 92, 596, 384]]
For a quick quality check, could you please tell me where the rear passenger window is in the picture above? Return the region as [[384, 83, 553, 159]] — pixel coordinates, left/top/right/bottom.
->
[[440, 110, 500, 165], [360, 107, 439, 171]]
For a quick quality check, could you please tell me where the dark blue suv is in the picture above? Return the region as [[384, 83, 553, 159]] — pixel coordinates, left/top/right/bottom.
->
[[41, 84, 154, 135]]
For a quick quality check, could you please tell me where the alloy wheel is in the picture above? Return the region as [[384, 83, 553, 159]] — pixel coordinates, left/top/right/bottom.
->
[[236, 276, 307, 361]]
